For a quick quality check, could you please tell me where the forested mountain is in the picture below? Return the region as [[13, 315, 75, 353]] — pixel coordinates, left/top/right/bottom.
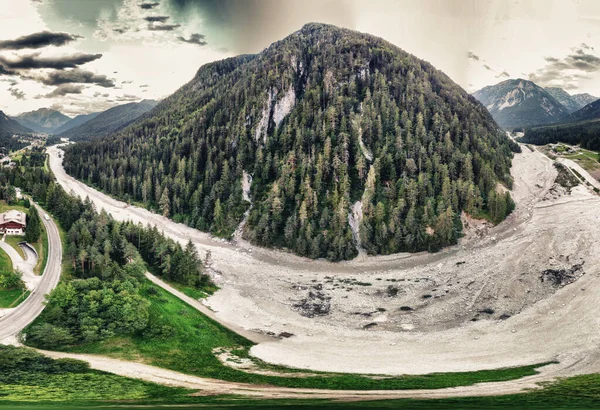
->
[[59, 100, 158, 141], [571, 93, 597, 108], [569, 99, 600, 123], [63, 23, 516, 260], [522, 99, 600, 150], [0, 110, 30, 152], [52, 112, 100, 135], [0, 110, 32, 136], [14, 108, 70, 133], [472, 79, 570, 129], [544, 87, 584, 114]]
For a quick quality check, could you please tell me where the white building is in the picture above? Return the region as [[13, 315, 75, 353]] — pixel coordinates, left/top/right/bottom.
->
[[0, 210, 27, 235]]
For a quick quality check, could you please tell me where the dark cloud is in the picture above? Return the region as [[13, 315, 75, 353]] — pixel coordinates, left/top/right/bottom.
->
[[178, 33, 207, 46], [93, 91, 110, 98], [529, 46, 600, 87], [144, 16, 170, 23], [147, 23, 181, 31], [122, 80, 133, 84], [483, 64, 492, 71], [0, 31, 82, 50], [140, 2, 160, 9], [0, 52, 102, 70], [0, 65, 15, 75], [467, 51, 480, 62], [9, 87, 25, 100], [139, 84, 148, 88], [33, 69, 115, 88], [39, 84, 84, 98], [496, 71, 510, 78]]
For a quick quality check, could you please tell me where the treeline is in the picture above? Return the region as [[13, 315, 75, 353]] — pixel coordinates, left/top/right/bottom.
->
[[63, 23, 515, 260], [522, 121, 600, 151], [0, 149, 212, 347]]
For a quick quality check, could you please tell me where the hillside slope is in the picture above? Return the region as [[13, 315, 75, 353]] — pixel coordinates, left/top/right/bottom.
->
[[14, 108, 70, 133], [473, 79, 570, 129], [544, 87, 582, 113], [63, 23, 515, 260], [571, 93, 597, 108], [60, 100, 158, 140], [0, 110, 31, 152], [53, 112, 100, 135], [0, 110, 32, 136], [522, 99, 600, 150]]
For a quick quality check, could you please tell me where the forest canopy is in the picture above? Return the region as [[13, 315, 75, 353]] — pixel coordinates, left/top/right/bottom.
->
[[63, 23, 515, 261]]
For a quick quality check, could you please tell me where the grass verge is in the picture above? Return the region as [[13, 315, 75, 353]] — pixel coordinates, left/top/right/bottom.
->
[[1, 345, 600, 410]]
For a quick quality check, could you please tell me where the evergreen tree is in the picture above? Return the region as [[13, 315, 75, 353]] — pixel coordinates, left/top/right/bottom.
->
[[25, 206, 42, 243]]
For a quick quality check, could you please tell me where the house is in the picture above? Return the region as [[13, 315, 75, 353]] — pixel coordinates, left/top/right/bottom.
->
[[0, 210, 26, 235]]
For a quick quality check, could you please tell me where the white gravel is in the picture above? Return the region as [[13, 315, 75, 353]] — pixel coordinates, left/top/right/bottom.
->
[[47, 144, 600, 380]]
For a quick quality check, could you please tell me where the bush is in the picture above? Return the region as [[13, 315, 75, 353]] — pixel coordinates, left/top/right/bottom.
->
[[25, 323, 74, 349], [0, 269, 24, 290]]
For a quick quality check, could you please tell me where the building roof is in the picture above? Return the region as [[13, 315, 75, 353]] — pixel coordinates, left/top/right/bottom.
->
[[0, 210, 26, 227]]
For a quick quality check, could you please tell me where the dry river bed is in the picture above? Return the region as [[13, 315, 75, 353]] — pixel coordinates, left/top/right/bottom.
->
[[47, 144, 600, 380]]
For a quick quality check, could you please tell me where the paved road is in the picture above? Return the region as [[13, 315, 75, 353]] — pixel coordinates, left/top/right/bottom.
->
[[0, 237, 40, 292], [0, 203, 62, 344]]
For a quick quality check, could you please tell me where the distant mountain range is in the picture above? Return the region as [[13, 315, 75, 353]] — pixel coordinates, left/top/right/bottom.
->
[[472, 79, 571, 129], [53, 112, 101, 135], [473, 79, 598, 130], [59, 100, 158, 141], [571, 93, 598, 109], [544, 87, 597, 114], [13, 108, 71, 133]]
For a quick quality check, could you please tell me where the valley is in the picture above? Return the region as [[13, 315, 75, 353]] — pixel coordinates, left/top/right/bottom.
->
[[47, 139, 600, 383], [1, 5, 600, 407]]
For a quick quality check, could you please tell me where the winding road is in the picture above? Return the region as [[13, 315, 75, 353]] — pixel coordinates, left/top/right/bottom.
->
[[0, 203, 62, 345]]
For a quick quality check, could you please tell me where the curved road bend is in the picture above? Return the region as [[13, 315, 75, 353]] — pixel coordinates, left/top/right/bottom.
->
[[0, 203, 62, 345]]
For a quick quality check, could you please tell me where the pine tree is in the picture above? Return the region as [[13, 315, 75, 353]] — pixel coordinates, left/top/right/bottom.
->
[[25, 206, 42, 243]]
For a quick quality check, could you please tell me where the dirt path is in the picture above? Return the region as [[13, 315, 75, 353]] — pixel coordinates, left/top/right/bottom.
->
[[38, 349, 562, 400], [47, 144, 600, 381]]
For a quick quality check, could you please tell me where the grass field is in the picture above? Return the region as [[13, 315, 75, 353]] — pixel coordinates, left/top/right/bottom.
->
[[3, 345, 600, 409], [0, 200, 29, 214], [564, 149, 600, 172], [37, 280, 549, 391]]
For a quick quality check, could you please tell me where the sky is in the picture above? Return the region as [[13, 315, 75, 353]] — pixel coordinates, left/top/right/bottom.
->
[[0, 0, 599, 116]]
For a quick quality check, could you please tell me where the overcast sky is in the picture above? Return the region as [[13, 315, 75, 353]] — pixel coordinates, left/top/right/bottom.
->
[[1, 0, 599, 116]]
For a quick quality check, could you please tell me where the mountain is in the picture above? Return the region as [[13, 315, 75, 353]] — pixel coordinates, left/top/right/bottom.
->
[[0, 110, 32, 136], [472, 79, 570, 129], [0, 110, 31, 152], [14, 108, 71, 133], [521, 99, 600, 150], [569, 99, 600, 123], [63, 23, 516, 261], [53, 112, 101, 135], [571, 93, 597, 108], [59, 100, 158, 141], [544, 87, 582, 114]]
